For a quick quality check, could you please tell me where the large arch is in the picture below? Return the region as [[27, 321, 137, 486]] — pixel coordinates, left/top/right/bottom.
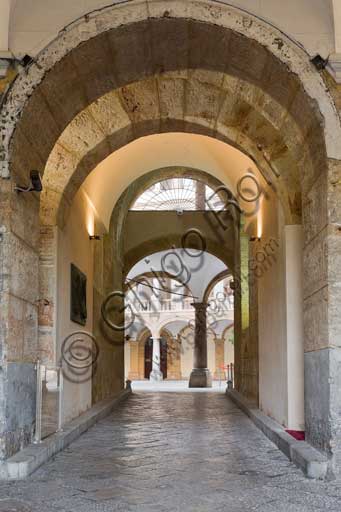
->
[[0, 0, 340, 475], [109, 165, 239, 279]]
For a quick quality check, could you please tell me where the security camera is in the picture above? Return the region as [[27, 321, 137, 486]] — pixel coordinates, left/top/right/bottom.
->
[[311, 54, 329, 71], [15, 170, 43, 193]]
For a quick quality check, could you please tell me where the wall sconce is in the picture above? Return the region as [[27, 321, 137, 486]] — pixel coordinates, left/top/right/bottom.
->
[[15, 170, 43, 193], [89, 235, 101, 241], [250, 236, 261, 242]]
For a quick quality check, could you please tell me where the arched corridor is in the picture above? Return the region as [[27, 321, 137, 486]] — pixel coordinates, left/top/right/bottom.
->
[[1, 0, 341, 506]]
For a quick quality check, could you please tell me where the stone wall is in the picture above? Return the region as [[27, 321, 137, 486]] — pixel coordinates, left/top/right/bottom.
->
[[0, 179, 39, 459]]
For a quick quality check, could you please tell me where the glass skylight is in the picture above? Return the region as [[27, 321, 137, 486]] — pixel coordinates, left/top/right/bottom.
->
[[130, 178, 227, 211]]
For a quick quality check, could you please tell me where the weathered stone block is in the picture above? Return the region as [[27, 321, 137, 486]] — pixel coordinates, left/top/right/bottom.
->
[[39, 187, 64, 226], [188, 21, 230, 74], [304, 349, 331, 454], [58, 110, 104, 160], [150, 18, 189, 74], [39, 53, 87, 131], [72, 32, 117, 102], [302, 173, 328, 246], [158, 77, 185, 120], [189, 68, 224, 88], [303, 288, 328, 353], [303, 227, 328, 299], [119, 78, 160, 125], [218, 95, 252, 129], [3, 293, 24, 362], [241, 108, 284, 156], [10, 126, 45, 182], [185, 79, 225, 128], [327, 158, 341, 224], [328, 282, 341, 348], [0, 362, 36, 460], [106, 124, 135, 154], [301, 131, 328, 195], [2, 233, 39, 305], [10, 191, 40, 251], [305, 347, 341, 477], [23, 302, 38, 363], [288, 86, 322, 139], [88, 90, 131, 137], [44, 143, 79, 194], [15, 89, 60, 166], [227, 31, 268, 82], [107, 21, 153, 86], [261, 57, 299, 111]]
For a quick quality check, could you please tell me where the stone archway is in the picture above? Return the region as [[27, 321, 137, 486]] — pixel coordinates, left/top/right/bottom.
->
[[0, 0, 340, 475], [203, 269, 232, 304]]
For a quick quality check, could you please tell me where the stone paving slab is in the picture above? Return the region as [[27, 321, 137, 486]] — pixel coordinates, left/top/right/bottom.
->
[[0, 389, 131, 480], [0, 392, 340, 511], [227, 389, 328, 479]]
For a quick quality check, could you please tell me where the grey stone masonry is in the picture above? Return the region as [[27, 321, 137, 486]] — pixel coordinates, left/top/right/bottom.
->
[[0, 389, 131, 480]]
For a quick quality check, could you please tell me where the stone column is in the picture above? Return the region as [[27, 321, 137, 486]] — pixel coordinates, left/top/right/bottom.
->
[[189, 303, 212, 387], [150, 337, 163, 381]]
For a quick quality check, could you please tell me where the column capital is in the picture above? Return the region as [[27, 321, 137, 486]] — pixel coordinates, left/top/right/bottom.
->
[[191, 302, 209, 311]]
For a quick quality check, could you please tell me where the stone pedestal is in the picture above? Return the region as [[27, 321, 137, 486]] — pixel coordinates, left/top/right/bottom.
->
[[189, 303, 212, 388], [189, 368, 212, 387], [149, 337, 163, 382]]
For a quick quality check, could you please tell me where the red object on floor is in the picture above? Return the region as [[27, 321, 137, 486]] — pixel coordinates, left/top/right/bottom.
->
[[285, 430, 305, 441]]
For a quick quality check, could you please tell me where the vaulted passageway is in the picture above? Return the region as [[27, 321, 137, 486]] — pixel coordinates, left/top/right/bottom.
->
[[1, 0, 341, 483], [0, 391, 339, 512]]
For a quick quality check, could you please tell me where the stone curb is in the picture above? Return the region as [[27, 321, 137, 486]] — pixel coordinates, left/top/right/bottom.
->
[[226, 389, 328, 480], [0, 388, 132, 480]]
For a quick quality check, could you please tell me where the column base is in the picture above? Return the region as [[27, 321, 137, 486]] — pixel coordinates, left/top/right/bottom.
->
[[149, 370, 163, 382], [189, 368, 212, 388]]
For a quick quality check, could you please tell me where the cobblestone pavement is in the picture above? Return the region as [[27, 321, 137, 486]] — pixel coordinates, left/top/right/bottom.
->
[[1, 392, 341, 512]]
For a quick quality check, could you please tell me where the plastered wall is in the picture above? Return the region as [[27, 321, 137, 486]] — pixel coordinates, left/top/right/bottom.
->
[[257, 188, 304, 429], [56, 191, 93, 423]]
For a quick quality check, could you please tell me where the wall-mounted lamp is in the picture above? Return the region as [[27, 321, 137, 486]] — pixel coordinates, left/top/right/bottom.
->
[[15, 170, 43, 193], [89, 235, 101, 241], [250, 236, 261, 242]]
